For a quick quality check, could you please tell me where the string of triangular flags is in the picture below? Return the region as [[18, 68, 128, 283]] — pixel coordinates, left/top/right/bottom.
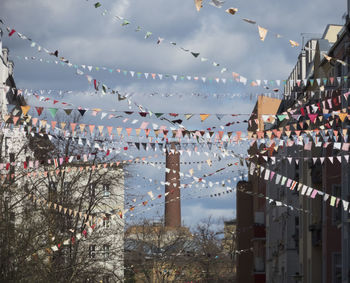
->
[[0, 17, 305, 90], [10, 99, 252, 123], [11, 83, 285, 100], [4, 112, 247, 144], [253, 163, 350, 214], [4, 17, 350, 96], [194, 0, 300, 48], [251, 151, 350, 166]]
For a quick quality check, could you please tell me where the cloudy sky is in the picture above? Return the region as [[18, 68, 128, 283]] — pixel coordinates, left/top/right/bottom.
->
[[0, 0, 347, 229]]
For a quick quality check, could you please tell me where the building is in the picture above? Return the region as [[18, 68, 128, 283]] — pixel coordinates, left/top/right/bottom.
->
[[237, 95, 281, 283], [251, 15, 349, 283], [264, 28, 339, 283], [0, 32, 125, 282], [284, 23, 345, 283]]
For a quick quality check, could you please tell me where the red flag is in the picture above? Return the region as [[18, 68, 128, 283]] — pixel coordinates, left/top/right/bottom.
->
[[8, 29, 16, 37]]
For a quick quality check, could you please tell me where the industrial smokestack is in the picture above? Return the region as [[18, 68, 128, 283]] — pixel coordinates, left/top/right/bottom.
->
[[164, 142, 181, 228]]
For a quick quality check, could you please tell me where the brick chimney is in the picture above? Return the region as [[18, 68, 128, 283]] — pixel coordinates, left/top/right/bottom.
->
[[164, 142, 181, 228]]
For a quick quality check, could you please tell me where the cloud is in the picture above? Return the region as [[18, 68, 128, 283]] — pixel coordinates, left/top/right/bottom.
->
[[0, 0, 347, 230], [182, 202, 236, 229]]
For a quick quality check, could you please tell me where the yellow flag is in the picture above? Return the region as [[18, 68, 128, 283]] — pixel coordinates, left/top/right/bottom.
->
[[289, 40, 299, 47], [21, 105, 31, 116], [258, 26, 268, 41], [339, 113, 347, 122], [194, 0, 202, 11]]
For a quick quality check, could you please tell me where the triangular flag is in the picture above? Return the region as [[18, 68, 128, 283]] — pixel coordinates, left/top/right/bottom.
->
[[107, 126, 113, 136], [13, 116, 19, 125], [78, 109, 87, 116], [49, 108, 58, 118], [70, 123, 77, 132], [289, 40, 299, 47], [200, 114, 210, 122], [64, 109, 73, 116], [126, 128, 132, 136], [35, 107, 44, 116], [185, 114, 193, 120], [21, 105, 31, 116], [258, 26, 268, 41], [86, 124, 94, 134], [194, 0, 203, 12], [98, 125, 104, 135], [79, 124, 86, 133]]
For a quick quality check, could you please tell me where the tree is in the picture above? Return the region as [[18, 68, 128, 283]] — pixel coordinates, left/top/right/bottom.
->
[[124, 218, 236, 283], [0, 113, 125, 282]]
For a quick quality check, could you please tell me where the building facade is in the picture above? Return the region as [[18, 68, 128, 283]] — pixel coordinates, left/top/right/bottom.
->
[[0, 33, 125, 282]]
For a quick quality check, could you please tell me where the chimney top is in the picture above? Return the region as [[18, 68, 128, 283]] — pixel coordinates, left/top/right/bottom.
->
[[2, 47, 9, 64]]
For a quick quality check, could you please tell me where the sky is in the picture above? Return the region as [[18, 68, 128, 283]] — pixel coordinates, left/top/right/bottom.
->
[[0, 0, 347, 229]]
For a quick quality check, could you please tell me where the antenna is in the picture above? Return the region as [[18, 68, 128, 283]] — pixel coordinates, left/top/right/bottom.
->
[[342, 12, 347, 22], [300, 33, 322, 49]]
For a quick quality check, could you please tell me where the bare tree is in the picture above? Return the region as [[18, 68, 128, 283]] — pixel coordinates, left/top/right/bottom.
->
[[0, 114, 126, 282], [124, 218, 236, 283]]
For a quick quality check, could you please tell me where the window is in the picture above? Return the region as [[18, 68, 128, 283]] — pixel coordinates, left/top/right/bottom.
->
[[9, 153, 15, 182], [49, 182, 57, 192], [332, 185, 342, 225], [63, 182, 70, 196], [332, 253, 342, 283], [4, 137, 10, 156], [294, 216, 299, 250], [89, 245, 96, 259], [337, 62, 342, 78], [89, 184, 95, 198], [102, 244, 110, 260], [294, 163, 300, 180], [103, 185, 110, 198], [103, 215, 110, 228], [89, 214, 96, 227]]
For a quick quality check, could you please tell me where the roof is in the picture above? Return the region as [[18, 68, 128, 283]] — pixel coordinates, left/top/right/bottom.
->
[[321, 24, 343, 43]]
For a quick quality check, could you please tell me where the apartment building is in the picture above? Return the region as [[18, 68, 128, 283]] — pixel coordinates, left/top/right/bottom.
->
[[0, 33, 125, 282]]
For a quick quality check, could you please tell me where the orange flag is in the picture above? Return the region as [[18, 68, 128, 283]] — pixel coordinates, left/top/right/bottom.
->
[[126, 128, 132, 136], [107, 126, 113, 136], [89, 124, 95, 134], [13, 116, 19, 125], [70, 123, 77, 132], [200, 114, 210, 122], [21, 105, 31, 116]]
